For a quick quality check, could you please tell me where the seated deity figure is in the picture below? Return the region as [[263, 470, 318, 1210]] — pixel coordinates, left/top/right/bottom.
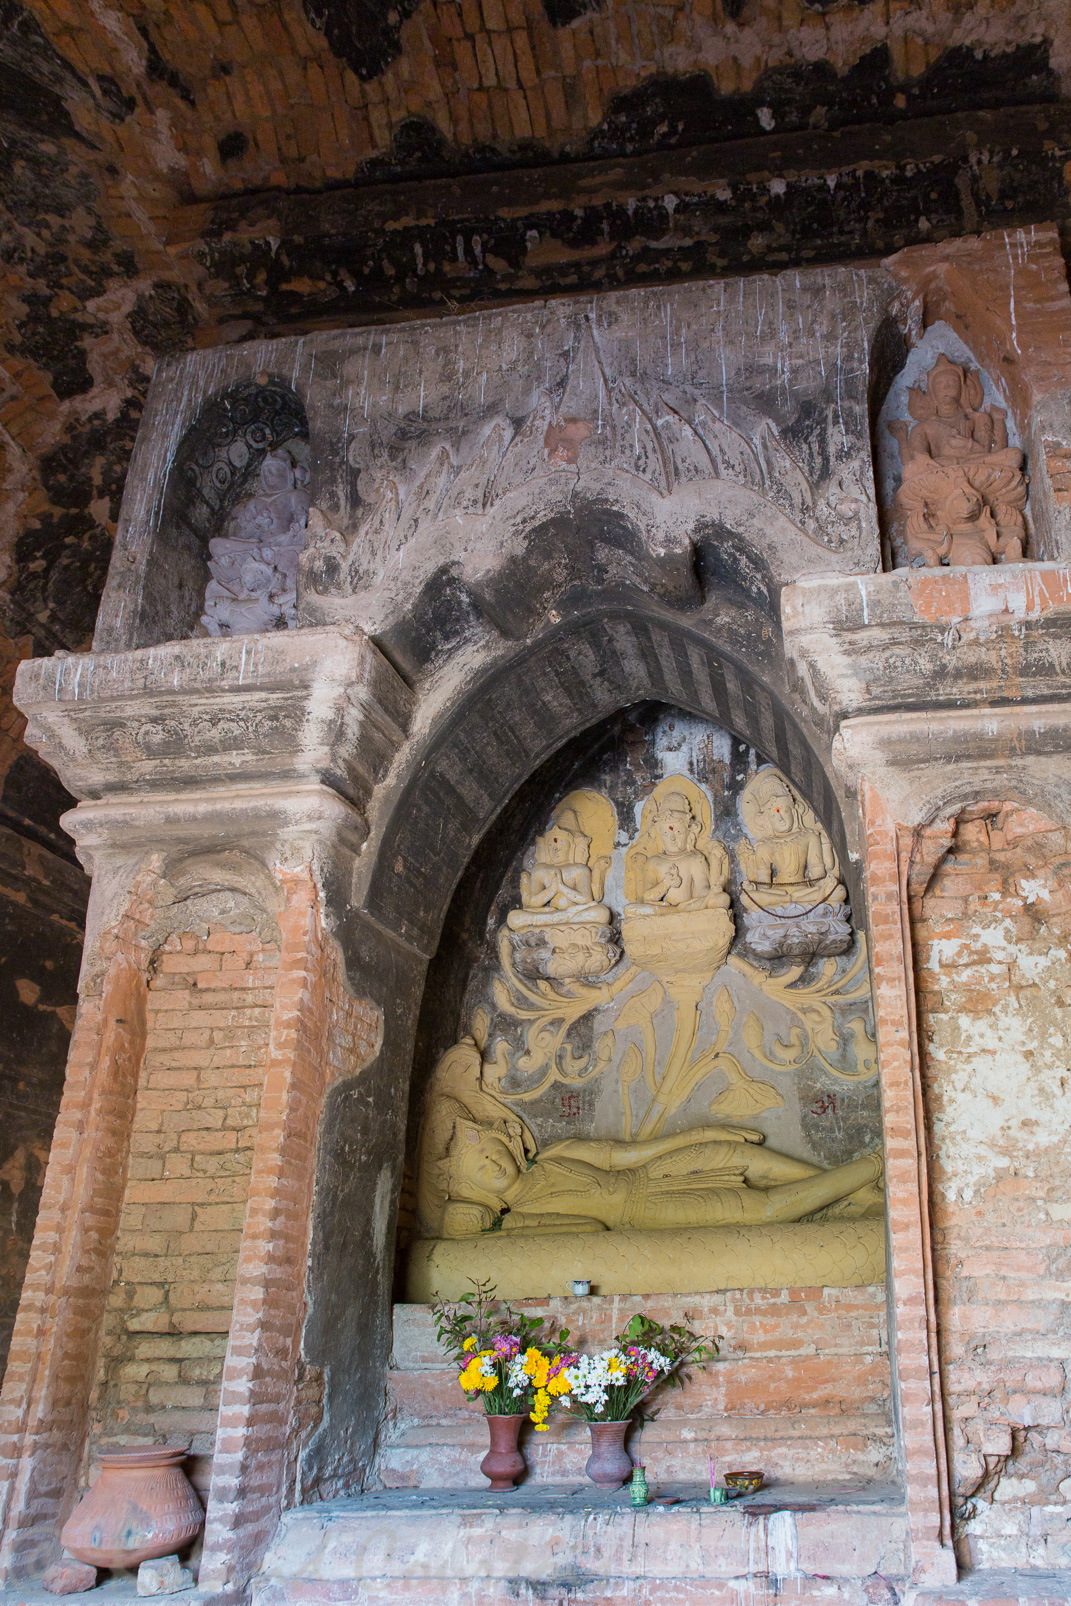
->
[[625, 786, 730, 917], [506, 796, 618, 980], [887, 353, 1026, 568], [738, 769, 845, 910], [416, 1036, 883, 1240], [736, 768, 851, 961], [507, 807, 610, 929], [621, 778, 733, 983], [202, 445, 310, 636]]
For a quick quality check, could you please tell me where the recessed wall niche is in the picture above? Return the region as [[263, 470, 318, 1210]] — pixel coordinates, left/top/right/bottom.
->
[[405, 704, 883, 1301]]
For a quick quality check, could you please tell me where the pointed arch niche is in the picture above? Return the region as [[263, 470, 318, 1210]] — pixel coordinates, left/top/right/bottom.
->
[[351, 648, 886, 1490]]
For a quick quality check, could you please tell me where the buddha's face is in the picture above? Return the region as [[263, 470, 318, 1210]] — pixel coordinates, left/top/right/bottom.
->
[[656, 808, 691, 854], [930, 368, 963, 411], [757, 781, 797, 835], [544, 827, 573, 865], [454, 1131, 521, 1196], [947, 487, 983, 522], [260, 453, 294, 494]]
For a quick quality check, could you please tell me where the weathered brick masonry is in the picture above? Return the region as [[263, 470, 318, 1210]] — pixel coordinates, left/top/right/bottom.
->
[[88, 926, 280, 1495], [0, 856, 381, 1588], [913, 805, 1071, 1571]]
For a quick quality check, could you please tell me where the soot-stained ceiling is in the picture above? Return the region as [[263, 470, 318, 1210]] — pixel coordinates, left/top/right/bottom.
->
[[0, 0, 1070, 848]]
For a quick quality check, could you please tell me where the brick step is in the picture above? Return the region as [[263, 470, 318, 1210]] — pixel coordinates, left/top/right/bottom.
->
[[915, 1572, 1071, 1606], [377, 1411, 896, 1487], [252, 1484, 911, 1606]]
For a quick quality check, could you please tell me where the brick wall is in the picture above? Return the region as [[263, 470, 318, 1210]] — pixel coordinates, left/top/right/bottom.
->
[[913, 803, 1071, 1570], [379, 1287, 894, 1490], [88, 926, 280, 1495]]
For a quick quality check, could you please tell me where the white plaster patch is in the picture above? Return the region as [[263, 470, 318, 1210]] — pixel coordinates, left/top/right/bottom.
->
[[927, 916, 1071, 1204], [995, 1478, 1038, 1502], [1018, 879, 1052, 904]]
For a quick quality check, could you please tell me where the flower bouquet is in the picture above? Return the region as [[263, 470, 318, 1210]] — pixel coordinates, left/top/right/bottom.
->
[[560, 1313, 720, 1489], [432, 1280, 573, 1489]]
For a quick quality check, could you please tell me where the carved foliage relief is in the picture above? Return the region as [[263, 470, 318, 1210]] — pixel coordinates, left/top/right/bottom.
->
[[422, 708, 880, 1231]]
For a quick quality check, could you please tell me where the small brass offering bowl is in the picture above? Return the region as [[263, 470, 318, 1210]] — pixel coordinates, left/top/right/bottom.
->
[[724, 1471, 764, 1497]]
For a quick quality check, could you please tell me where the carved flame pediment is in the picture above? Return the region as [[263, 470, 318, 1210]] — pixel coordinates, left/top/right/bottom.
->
[[318, 317, 868, 600]]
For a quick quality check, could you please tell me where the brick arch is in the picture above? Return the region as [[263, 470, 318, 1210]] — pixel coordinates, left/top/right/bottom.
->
[[361, 604, 850, 958]]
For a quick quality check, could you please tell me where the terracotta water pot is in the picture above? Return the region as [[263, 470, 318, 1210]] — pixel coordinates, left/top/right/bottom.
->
[[60, 1447, 203, 1569], [480, 1414, 526, 1491], [585, 1421, 633, 1489]]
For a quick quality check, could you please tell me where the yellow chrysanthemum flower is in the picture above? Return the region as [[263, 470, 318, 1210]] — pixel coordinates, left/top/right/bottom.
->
[[462, 1335, 477, 1352], [530, 1386, 551, 1429]]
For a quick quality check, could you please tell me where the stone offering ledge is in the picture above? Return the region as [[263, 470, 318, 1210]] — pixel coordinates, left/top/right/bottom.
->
[[783, 564, 1071, 724], [380, 1289, 893, 1492], [253, 1486, 910, 1606]]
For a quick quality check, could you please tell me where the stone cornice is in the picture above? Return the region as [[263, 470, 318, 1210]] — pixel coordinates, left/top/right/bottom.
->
[[783, 564, 1071, 731], [13, 627, 413, 809]]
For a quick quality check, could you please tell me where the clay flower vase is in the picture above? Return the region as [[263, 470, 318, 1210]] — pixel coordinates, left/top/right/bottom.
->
[[480, 1414, 527, 1491], [60, 1447, 203, 1569], [585, 1421, 634, 1489]]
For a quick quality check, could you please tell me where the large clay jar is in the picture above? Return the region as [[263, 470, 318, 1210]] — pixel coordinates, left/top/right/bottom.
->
[[61, 1447, 203, 1569], [479, 1414, 526, 1492], [585, 1421, 633, 1489]]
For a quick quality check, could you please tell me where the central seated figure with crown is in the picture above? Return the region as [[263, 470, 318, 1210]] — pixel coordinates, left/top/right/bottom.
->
[[621, 777, 734, 986]]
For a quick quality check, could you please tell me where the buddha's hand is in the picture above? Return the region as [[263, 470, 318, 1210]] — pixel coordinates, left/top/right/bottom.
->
[[705, 1124, 766, 1144]]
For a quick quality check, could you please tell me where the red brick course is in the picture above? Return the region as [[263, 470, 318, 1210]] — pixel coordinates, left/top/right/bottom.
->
[[0, 866, 158, 1579], [198, 867, 380, 1602], [88, 927, 279, 1475]]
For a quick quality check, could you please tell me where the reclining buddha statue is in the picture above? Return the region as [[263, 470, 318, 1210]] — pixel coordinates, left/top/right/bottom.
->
[[415, 1036, 884, 1241]]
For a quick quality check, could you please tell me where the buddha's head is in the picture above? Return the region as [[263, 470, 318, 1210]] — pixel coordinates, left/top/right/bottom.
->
[[927, 355, 967, 415], [742, 771, 802, 840], [538, 823, 575, 866], [944, 484, 984, 525], [654, 793, 697, 855], [259, 450, 296, 495], [536, 807, 589, 868], [447, 1122, 522, 1200]]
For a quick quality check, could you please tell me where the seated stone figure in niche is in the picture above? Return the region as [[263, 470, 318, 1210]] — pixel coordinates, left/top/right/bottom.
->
[[416, 1036, 883, 1240], [202, 444, 311, 636], [737, 768, 851, 962], [506, 792, 619, 980], [622, 777, 733, 983], [627, 788, 730, 915], [887, 353, 1026, 568]]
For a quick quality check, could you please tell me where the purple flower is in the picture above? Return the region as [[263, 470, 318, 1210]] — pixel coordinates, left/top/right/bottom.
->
[[493, 1335, 521, 1359]]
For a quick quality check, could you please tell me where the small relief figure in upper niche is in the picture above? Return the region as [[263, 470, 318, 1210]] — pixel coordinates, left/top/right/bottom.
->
[[736, 768, 851, 963], [887, 353, 1027, 568], [506, 791, 620, 981], [202, 443, 310, 636]]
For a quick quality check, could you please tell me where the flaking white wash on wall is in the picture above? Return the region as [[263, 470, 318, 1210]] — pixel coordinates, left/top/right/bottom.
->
[[919, 844, 1071, 1571], [923, 920, 1071, 1208]]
